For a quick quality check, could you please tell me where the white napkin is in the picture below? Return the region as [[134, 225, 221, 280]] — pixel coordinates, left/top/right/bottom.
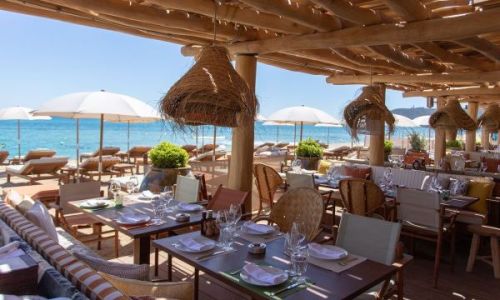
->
[[178, 237, 212, 251], [177, 203, 202, 211], [142, 190, 154, 198], [243, 222, 274, 234], [308, 243, 346, 260], [243, 263, 287, 285]]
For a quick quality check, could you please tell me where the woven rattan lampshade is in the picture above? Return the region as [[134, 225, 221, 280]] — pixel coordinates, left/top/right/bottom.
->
[[343, 85, 395, 140], [429, 99, 476, 130], [160, 45, 257, 127], [477, 103, 500, 132]]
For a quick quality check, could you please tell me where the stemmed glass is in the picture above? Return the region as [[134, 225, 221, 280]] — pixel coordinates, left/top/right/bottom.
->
[[228, 204, 242, 236], [125, 177, 138, 195], [216, 210, 235, 251], [162, 186, 174, 212], [291, 159, 302, 173], [109, 181, 121, 200]]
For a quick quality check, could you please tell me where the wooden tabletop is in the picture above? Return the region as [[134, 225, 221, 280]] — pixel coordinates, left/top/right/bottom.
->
[[68, 196, 204, 238], [154, 231, 397, 300]]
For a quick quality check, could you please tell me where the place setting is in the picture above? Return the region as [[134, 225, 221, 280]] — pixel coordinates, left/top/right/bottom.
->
[[78, 198, 114, 211], [238, 221, 283, 244], [172, 235, 237, 261], [306, 243, 366, 273]]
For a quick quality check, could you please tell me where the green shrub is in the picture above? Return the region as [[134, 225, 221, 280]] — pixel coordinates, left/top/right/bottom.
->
[[296, 138, 323, 158], [384, 140, 394, 153], [408, 130, 426, 152], [446, 140, 463, 149], [149, 142, 189, 169]]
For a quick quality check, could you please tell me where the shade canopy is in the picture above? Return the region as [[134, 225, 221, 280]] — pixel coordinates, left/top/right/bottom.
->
[[429, 99, 476, 130], [34, 91, 160, 121], [315, 123, 342, 128], [477, 103, 500, 132], [0, 106, 51, 120], [263, 121, 294, 126], [393, 114, 417, 127], [412, 115, 431, 127], [267, 105, 340, 125]]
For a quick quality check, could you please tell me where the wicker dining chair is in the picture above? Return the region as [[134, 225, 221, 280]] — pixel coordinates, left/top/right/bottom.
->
[[253, 163, 284, 216], [338, 178, 392, 220], [254, 187, 324, 242]]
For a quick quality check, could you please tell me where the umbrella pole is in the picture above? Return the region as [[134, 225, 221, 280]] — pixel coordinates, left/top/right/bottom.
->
[[76, 119, 80, 182], [327, 128, 330, 146], [300, 121, 304, 142], [98, 114, 104, 181], [127, 121, 130, 151], [293, 123, 297, 147], [212, 126, 216, 162], [276, 126, 279, 143], [17, 119, 21, 161]]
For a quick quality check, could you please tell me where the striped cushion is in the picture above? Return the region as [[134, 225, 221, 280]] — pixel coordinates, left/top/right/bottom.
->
[[0, 201, 128, 300]]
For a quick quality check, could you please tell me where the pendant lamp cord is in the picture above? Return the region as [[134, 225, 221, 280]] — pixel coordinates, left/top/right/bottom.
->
[[213, 1, 218, 44]]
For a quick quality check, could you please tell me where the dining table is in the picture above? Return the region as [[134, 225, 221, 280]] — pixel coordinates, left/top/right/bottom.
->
[[153, 231, 399, 300], [68, 195, 204, 264]]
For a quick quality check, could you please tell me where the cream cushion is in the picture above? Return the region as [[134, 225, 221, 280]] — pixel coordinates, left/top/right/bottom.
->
[[25, 201, 58, 242], [5, 190, 35, 215]]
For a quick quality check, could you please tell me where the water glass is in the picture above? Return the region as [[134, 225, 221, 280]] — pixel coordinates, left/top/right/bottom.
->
[[219, 225, 235, 251], [291, 159, 302, 173], [162, 186, 174, 212], [109, 181, 121, 200], [291, 248, 308, 283], [151, 196, 166, 224], [126, 181, 136, 194]]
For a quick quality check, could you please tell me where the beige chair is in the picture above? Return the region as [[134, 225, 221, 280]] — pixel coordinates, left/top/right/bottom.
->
[[79, 156, 122, 180], [466, 224, 500, 279], [336, 213, 403, 299], [397, 187, 457, 287], [54, 181, 119, 257], [253, 163, 284, 216], [175, 175, 200, 203], [0, 150, 9, 165], [79, 146, 120, 162], [254, 187, 324, 241], [12, 149, 56, 164], [6, 157, 69, 185]]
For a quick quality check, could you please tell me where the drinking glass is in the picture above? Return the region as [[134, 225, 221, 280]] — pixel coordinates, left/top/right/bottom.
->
[[284, 222, 306, 256], [162, 186, 174, 212], [291, 248, 308, 283], [228, 204, 242, 236], [129, 176, 139, 192], [291, 159, 302, 173], [151, 196, 165, 225], [125, 181, 135, 195], [109, 181, 121, 200], [216, 211, 234, 250]]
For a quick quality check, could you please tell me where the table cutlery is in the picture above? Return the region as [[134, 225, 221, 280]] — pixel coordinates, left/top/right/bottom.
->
[[270, 281, 301, 296], [195, 249, 226, 260], [337, 256, 358, 266]]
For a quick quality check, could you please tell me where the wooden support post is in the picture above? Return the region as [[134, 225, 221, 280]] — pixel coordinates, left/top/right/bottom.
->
[[498, 129, 500, 146], [228, 54, 257, 214], [481, 128, 491, 150], [446, 129, 457, 142], [368, 84, 386, 166], [435, 98, 447, 165], [465, 101, 479, 152]]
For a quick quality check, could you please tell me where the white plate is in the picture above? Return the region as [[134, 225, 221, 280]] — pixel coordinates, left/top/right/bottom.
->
[[240, 266, 288, 287], [241, 222, 275, 236], [176, 203, 203, 212], [308, 245, 348, 261], [174, 238, 216, 253], [115, 213, 151, 226], [80, 199, 111, 209]]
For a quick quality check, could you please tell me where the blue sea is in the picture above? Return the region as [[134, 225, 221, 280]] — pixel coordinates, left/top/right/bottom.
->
[[0, 118, 431, 159]]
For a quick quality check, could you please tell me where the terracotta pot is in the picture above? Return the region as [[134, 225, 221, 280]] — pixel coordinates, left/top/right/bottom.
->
[[404, 150, 430, 166], [139, 166, 191, 193], [297, 156, 321, 170]]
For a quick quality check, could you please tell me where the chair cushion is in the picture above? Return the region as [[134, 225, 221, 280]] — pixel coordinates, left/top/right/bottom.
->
[[73, 250, 150, 281], [25, 201, 59, 242], [6, 164, 24, 174], [344, 165, 371, 179], [467, 181, 495, 214], [421, 175, 450, 191], [449, 178, 469, 196]]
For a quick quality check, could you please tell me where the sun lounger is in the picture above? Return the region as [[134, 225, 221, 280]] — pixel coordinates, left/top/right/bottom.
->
[[190, 149, 226, 162], [0, 150, 9, 164], [324, 146, 351, 160], [11, 149, 56, 164], [275, 142, 289, 149], [181, 144, 197, 156], [118, 145, 152, 173], [6, 157, 69, 185], [79, 146, 120, 162], [79, 156, 122, 180], [254, 142, 275, 152]]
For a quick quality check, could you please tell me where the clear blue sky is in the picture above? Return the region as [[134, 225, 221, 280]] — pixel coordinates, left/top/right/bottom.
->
[[0, 11, 426, 119]]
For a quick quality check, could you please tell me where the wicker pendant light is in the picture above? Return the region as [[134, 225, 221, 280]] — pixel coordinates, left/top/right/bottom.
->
[[429, 99, 476, 131], [160, 45, 257, 127], [343, 84, 395, 140], [477, 103, 500, 132]]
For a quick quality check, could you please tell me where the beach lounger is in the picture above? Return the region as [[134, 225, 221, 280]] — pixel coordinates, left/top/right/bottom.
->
[[11, 149, 56, 164], [6, 157, 69, 185], [254, 142, 275, 152], [116, 145, 151, 173], [79, 156, 122, 180], [324, 146, 351, 160], [79, 146, 120, 162], [181, 144, 197, 157], [0, 150, 9, 164], [275, 142, 289, 149], [190, 149, 226, 162]]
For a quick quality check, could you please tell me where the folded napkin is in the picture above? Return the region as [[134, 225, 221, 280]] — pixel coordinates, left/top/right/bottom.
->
[[178, 203, 202, 211], [0, 241, 21, 258], [120, 213, 148, 223], [178, 237, 212, 251], [141, 190, 154, 198], [243, 263, 287, 285], [308, 243, 347, 260], [243, 222, 274, 234]]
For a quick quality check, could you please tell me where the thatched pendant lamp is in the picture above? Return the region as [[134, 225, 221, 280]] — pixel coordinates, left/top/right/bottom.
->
[[343, 84, 395, 140], [160, 45, 257, 127], [429, 99, 476, 131], [477, 103, 500, 132]]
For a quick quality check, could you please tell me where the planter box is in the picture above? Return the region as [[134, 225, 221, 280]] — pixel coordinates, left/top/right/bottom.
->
[[297, 156, 320, 171]]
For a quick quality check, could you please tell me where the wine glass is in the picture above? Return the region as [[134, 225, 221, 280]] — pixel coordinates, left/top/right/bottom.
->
[[130, 176, 139, 192], [291, 159, 302, 173], [216, 210, 234, 250], [125, 181, 135, 195], [109, 181, 121, 200], [228, 204, 242, 236], [162, 186, 174, 212]]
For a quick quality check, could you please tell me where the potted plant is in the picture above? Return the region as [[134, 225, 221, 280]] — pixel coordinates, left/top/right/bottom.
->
[[404, 130, 430, 166], [296, 138, 323, 170], [140, 142, 190, 193], [384, 140, 393, 162], [446, 140, 463, 151]]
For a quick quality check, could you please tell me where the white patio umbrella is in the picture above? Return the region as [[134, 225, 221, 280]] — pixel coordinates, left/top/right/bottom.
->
[[413, 115, 432, 152], [394, 114, 417, 128], [263, 121, 294, 143], [0, 106, 52, 159], [34, 91, 159, 180], [267, 105, 340, 143], [315, 123, 342, 146]]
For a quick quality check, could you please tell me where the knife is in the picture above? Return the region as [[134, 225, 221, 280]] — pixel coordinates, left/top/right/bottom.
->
[[195, 250, 226, 260], [271, 281, 301, 296]]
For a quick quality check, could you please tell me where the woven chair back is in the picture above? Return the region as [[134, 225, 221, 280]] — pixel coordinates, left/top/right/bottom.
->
[[270, 187, 324, 241], [339, 178, 386, 218], [253, 163, 283, 210]]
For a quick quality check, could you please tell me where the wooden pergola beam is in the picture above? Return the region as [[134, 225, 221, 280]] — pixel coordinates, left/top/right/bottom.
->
[[327, 71, 500, 84], [403, 87, 500, 97], [455, 37, 500, 63], [227, 8, 500, 54], [308, 0, 385, 25]]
